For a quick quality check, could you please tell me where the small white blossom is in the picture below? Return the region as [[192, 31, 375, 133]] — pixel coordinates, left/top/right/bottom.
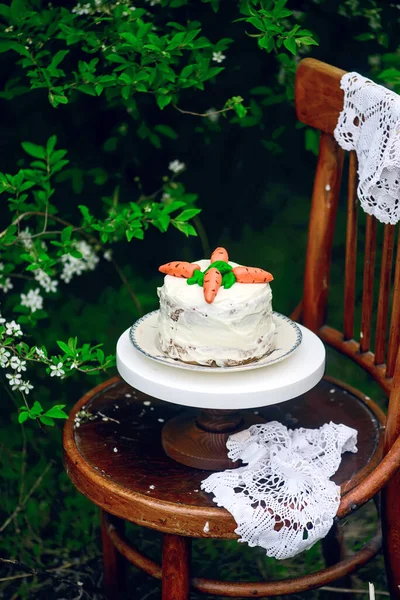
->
[[72, 2, 91, 15], [61, 241, 99, 283], [205, 107, 219, 123], [19, 380, 33, 394], [368, 55, 381, 68], [5, 321, 23, 337], [212, 51, 226, 63], [19, 227, 33, 250], [35, 347, 46, 359], [0, 278, 13, 293], [20, 288, 43, 313], [34, 269, 58, 293], [6, 372, 22, 390], [10, 357, 27, 373], [168, 160, 185, 174], [50, 362, 65, 378], [0, 263, 4, 271], [103, 250, 112, 262], [0, 348, 10, 368], [161, 193, 171, 203], [70, 361, 79, 370]]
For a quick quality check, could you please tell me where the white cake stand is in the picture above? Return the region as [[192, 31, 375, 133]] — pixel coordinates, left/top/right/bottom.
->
[[117, 324, 326, 470]]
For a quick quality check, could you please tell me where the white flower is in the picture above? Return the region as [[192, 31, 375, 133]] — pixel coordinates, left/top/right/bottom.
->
[[0, 278, 13, 293], [61, 241, 99, 283], [0, 263, 4, 271], [205, 107, 219, 123], [5, 321, 23, 337], [35, 347, 46, 359], [70, 361, 79, 370], [34, 269, 58, 293], [50, 362, 65, 378], [72, 2, 91, 15], [212, 51, 226, 63], [20, 288, 43, 313], [161, 193, 171, 203], [19, 380, 33, 394], [103, 250, 112, 262], [10, 357, 27, 372], [0, 348, 10, 368], [6, 372, 22, 390], [168, 160, 185, 174], [19, 227, 33, 250]]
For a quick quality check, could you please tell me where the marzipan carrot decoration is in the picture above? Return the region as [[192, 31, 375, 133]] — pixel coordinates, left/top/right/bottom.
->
[[203, 268, 222, 304], [210, 247, 229, 263], [232, 266, 274, 283], [159, 248, 273, 303], [159, 261, 200, 278]]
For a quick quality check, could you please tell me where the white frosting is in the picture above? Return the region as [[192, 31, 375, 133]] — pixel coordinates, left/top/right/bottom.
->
[[157, 260, 275, 366]]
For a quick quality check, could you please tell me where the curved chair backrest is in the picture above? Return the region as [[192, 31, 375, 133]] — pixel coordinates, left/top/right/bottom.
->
[[295, 58, 400, 450]]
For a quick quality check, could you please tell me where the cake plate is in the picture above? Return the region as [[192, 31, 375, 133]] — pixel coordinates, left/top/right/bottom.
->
[[116, 324, 326, 470]]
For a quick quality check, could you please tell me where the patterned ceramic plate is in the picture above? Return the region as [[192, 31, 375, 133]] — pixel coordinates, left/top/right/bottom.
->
[[129, 310, 302, 372]]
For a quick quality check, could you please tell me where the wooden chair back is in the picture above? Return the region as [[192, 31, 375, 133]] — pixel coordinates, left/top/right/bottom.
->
[[295, 58, 400, 449]]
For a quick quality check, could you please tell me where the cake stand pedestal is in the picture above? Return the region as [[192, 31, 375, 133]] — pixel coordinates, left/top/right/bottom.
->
[[116, 324, 326, 470]]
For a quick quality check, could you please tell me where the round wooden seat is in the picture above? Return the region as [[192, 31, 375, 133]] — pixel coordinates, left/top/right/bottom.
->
[[63, 375, 385, 539]]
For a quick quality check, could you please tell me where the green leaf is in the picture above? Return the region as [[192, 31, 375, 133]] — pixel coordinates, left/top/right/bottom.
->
[[50, 50, 69, 69], [154, 214, 170, 232], [39, 415, 55, 426], [30, 400, 43, 417], [0, 4, 10, 18], [49, 92, 68, 107], [18, 412, 29, 424], [57, 340, 72, 355], [162, 200, 187, 214], [354, 32, 375, 42], [44, 405, 68, 419], [157, 95, 172, 110], [46, 135, 57, 154], [176, 208, 201, 221], [21, 142, 45, 159], [0, 41, 30, 57], [154, 124, 178, 139], [283, 37, 297, 55], [305, 128, 320, 156], [61, 226, 73, 243], [174, 222, 197, 237]]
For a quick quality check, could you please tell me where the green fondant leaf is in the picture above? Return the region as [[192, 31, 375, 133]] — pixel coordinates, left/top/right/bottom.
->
[[222, 271, 236, 289], [187, 270, 204, 286], [205, 260, 232, 275]]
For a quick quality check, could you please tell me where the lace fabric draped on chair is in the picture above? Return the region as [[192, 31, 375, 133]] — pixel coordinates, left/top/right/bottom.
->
[[334, 72, 400, 225]]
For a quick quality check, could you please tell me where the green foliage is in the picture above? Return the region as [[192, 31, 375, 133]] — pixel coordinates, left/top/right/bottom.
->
[[0, 0, 399, 596]]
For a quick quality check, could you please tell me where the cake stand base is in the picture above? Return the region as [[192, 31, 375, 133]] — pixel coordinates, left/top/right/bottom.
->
[[162, 408, 265, 470]]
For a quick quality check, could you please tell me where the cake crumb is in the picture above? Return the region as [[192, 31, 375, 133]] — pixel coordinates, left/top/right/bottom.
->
[[158, 418, 165, 423], [113, 447, 118, 453], [149, 485, 155, 490], [144, 401, 151, 406], [203, 521, 210, 533]]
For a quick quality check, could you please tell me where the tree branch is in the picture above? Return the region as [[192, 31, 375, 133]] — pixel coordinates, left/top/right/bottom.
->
[[173, 104, 233, 118]]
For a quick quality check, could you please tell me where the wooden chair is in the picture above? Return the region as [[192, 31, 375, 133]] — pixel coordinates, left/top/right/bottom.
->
[[63, 58, 400, 599]]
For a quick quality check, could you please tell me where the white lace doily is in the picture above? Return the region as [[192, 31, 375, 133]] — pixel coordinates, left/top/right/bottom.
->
[[201, 421, 357, 560], [334, 72, 400, 225]]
